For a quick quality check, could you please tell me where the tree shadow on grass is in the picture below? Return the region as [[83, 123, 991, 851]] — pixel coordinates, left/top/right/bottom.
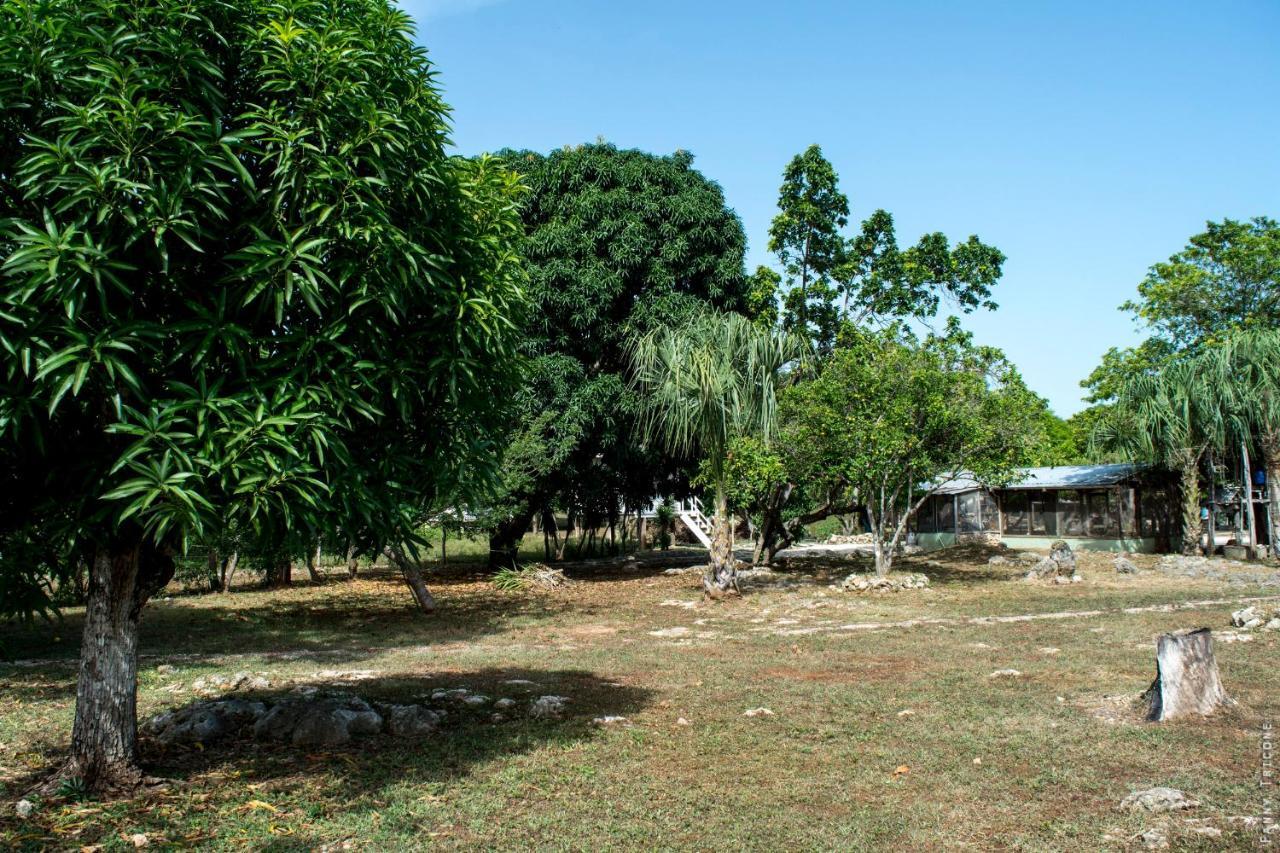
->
[[0, 669, 653, 849], [0, 572, 582, 668]]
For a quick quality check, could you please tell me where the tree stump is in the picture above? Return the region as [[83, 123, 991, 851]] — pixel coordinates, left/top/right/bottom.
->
[[1143, 628, 1231, 721]]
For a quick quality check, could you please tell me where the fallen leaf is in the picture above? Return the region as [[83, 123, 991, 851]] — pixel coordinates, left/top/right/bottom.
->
[[893, 765, 910, 776]]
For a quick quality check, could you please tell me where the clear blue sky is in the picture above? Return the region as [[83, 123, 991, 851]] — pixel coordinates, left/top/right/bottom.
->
[[398, 0, 1279, 416]]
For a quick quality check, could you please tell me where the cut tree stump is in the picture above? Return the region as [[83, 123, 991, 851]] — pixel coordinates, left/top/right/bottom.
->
[[1143, 628, 1231, 721]]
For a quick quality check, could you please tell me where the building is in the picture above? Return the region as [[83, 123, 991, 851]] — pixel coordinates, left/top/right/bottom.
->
[[912, 463, 1178, 553]]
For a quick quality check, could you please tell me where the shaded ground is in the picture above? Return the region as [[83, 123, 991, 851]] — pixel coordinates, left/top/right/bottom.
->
[[1, 542, 1277, 850]]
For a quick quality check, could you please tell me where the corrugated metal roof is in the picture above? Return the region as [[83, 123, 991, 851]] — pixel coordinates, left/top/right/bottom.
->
[[932, 463, 1145, 494]]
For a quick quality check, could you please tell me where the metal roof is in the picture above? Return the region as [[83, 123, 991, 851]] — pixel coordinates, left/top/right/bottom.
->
[[932, 463, 1145, 495]]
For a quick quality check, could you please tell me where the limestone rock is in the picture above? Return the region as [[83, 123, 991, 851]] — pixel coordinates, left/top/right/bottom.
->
[[529, 695, 570, 720], [1120, 786, 1201, 813], [191, 671, 271, 695], [1139, 827, 1168, 849], [1115, 557, 1138, 574], [145, 698, 267, 745], [1232, 604, 1280, 631], [14, 799, 34, 818], [1025, 541, 1079, 583], [840, 572, 929, 592], [493, 698, 517, 711], [381, 704, 441, 737], [254, 695, 383, 747]]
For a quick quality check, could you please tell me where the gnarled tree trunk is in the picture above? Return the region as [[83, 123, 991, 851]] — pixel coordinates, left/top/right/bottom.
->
[[305, 541, 322, 583], [68, 536, 175, 792], [488, 507, 534, 570], [1143, 628, 1231, 721], [384, 546, 436, 614], [219, 550, 239, 593], [704, 489, 739, 599], [345, 541, 358, 578]]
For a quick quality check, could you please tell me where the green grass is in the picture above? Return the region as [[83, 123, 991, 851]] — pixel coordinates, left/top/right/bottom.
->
[[0, 543, 1276, 849]]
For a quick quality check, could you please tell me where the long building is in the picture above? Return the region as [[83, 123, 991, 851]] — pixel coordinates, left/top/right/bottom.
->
[[912, 464, 1179, 553]]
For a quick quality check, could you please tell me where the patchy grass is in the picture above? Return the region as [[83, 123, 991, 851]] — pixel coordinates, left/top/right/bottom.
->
[[1, 543, 1277, 850]]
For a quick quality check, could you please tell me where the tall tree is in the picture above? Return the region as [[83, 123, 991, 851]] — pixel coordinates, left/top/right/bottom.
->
[[768, 145, 849, 351], [836, 211, 1003, 327], [628, 312, 809, 596], [0, 0, 525, 791], [485, 144, 750, 566], [1081, 217, 1279, 407], [1122, 217, 1280, 348]]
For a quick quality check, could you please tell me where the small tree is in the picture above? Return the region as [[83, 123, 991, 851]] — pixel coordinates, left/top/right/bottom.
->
[[628, 312, 809, 596], [782, 325, 1043, 575], [0, 0, 524, 790]]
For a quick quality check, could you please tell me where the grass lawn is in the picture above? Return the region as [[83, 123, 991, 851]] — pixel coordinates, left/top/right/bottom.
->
[[1, 542, 1277, 850]]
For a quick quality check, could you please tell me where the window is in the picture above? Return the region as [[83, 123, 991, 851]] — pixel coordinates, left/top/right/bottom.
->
[[1058, 490, 1086, 536], [937, 496, 955, 532], [1003, 492, 1029, 535], [1139, 487, 1170, 537], [916, 496, 937, 533], [1117, 488, 1137, 536], [1086, 491, 1119, 537], [957, 491, 981, 533], [1030, 491, 1056, 535], [980, 491, 1000, 532]]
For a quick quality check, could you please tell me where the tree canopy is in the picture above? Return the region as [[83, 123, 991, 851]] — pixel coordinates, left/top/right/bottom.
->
[[0, 0, 525, 789], [778, 323, 1043, 574], [629, 310, 809, 593], [483, 143, 751, 564]]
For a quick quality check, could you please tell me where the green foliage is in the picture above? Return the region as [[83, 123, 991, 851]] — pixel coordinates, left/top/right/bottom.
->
[[744, 266, 782, 330], [779, 322, 1043, 568], [485, 144, 751, 552], [491, 564, 531, 591], [763, 146, 1003, 353], [719, 436, 787, 514], [768, 145, 849, 349], [1028, 410, 1087, 466], [0, 0, 526, 615], [837, 210, 1003, 327], [1122, 217, 1280, 349], [628, 311, 811, 486]]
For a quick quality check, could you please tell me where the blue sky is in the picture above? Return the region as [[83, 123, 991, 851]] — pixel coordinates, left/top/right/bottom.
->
[[398, 0, 1279, 415]]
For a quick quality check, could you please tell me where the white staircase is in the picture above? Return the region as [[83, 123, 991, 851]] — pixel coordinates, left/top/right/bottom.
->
[[640, 496, 715, 549], [677, 499, 714, 549]]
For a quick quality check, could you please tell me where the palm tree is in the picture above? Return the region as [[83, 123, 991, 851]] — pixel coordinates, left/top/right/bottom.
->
[[1203, 330, 1280, 558], [628, 311, 810, 596], [1096, 356, 1225, 555]]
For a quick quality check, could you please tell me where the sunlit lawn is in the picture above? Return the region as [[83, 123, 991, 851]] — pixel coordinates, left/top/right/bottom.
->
[[1, 542, 1276, 850]]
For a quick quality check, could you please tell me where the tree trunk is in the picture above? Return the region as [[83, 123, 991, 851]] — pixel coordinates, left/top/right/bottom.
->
[[637, 513, 646, 551], [489, 507, 533, 570], [68, 537, 175, 792], [703, 489, 739, 599], [1178, 459, 1202, 556], [385, 547, 436, 614], [206, 548, 222, 593], [1263, 434, 1280, 560], [345, 542, 358, 579], [1143, 628, 1231, 721], [219, 551, 239, 593], [306, 541, 322, 583]]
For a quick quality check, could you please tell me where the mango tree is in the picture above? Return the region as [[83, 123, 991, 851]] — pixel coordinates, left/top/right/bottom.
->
[[0, 0, 524, 791]]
